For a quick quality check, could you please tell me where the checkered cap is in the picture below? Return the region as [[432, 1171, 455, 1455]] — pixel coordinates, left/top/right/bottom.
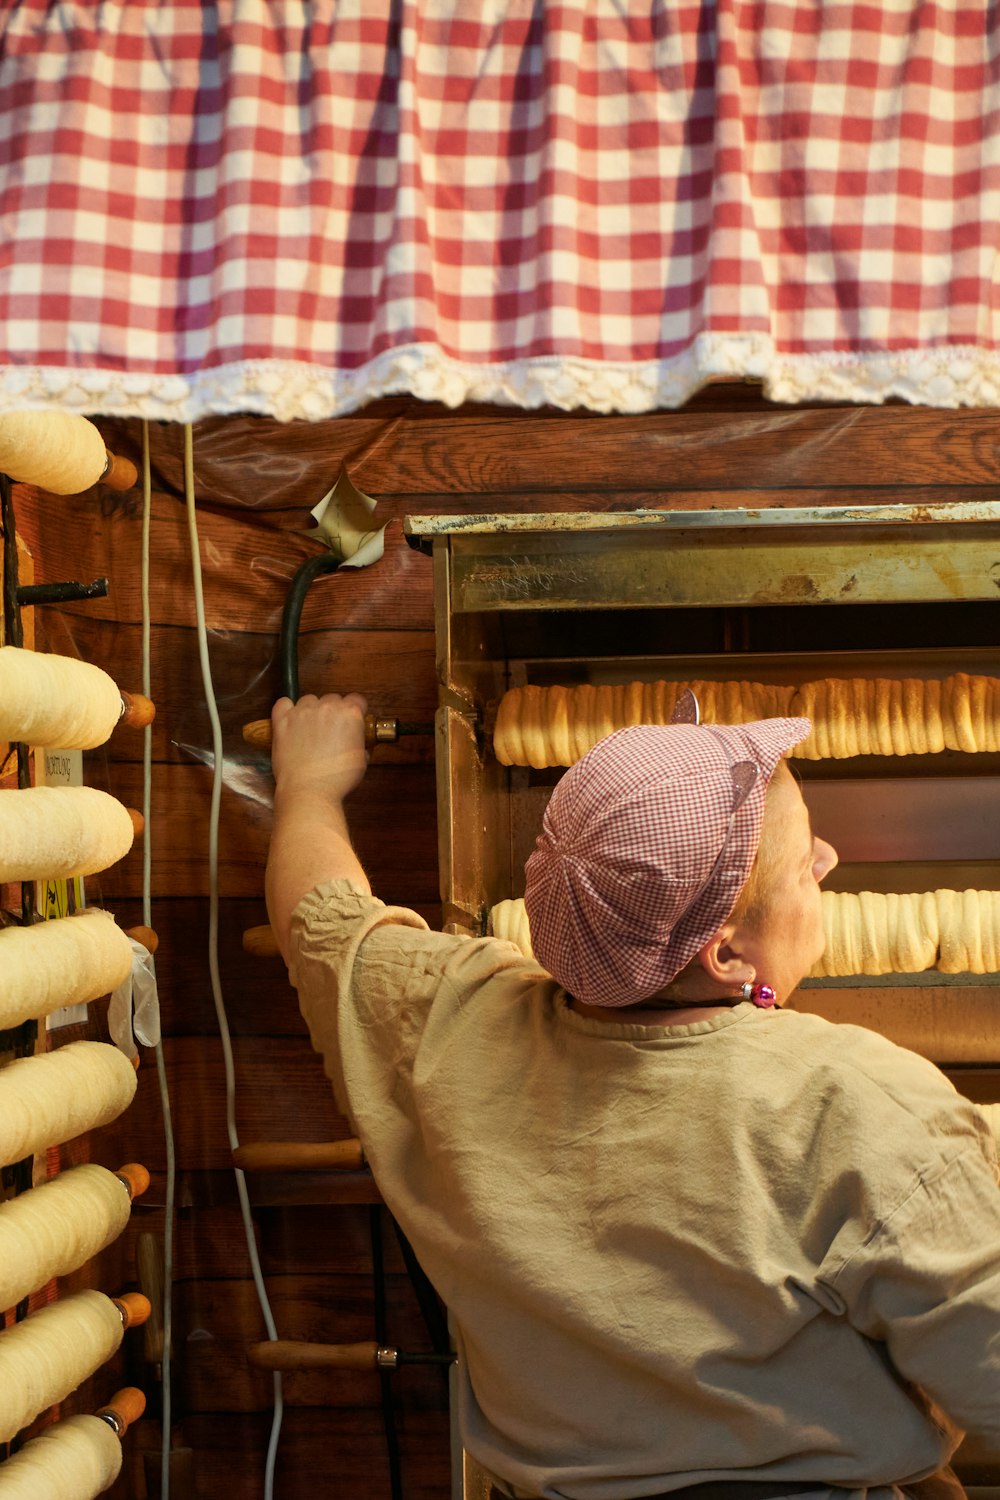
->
[[524, 718, 811, 1007]]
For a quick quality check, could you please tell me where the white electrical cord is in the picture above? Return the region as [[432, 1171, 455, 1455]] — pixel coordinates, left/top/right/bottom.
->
[[182, 424, 284, 1499], [140, 422, 177, 1500]]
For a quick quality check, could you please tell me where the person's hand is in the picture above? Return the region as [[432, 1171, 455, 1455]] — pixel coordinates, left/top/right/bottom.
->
[[270, 693, 369, 804]]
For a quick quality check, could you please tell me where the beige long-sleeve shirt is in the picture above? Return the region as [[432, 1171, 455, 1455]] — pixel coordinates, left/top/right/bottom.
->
[[290, 882, 1000, 1500]]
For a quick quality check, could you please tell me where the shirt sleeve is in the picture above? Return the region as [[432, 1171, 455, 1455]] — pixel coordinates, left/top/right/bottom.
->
[[288, 878, 546, 1120], [978, 1102, 1000, 1156], [826, 1141, 1000, 1446]]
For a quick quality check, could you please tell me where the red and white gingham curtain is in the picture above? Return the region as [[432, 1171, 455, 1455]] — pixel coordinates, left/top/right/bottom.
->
[[1, 1, 999, 421]]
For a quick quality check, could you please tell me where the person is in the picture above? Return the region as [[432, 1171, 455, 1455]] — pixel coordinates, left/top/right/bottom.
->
[[265, 691, 1000, 1500]]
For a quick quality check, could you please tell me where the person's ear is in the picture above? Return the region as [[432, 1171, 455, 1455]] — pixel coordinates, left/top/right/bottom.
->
[[696, 923, 756, 987]]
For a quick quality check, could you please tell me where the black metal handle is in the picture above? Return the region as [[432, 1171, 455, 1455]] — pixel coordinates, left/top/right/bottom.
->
[[279, 552, 340, 702]]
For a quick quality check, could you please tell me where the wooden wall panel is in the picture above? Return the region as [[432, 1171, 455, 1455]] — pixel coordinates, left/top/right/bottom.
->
[[98, 1038, 353, 1174], [90, 396, 1000, 510], [17, 495, 436, 633], [12, 392, 1000, 1500], [176, 1272, 447, 1411], [81, 763, 438, 904], [50, 622, 439, 767], [356, 408, 1000, 494], [173, 1410, 452, 1500], [106, 897, 438, 1038]]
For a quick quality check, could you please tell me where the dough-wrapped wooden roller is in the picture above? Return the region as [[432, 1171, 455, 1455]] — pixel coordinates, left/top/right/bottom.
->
[[493, 673, 1000, 768]]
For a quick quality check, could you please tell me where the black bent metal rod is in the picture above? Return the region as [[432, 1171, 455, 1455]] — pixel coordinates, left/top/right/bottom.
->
[[371, 1206, 404, 1500], [17, 578, 110, 607], [279, 552, 341, 703], [1, 475, 32, 908], [277, 550, 433, 735], [277, 552, 431, 738]]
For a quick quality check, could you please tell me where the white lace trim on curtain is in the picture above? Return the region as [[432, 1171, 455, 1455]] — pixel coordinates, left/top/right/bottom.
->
[[0, 338, 998, 422]]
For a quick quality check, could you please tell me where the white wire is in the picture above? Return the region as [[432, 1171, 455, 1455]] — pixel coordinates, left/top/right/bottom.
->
[[182, 424, 284, 1499], [140, 421, 177, 1500]]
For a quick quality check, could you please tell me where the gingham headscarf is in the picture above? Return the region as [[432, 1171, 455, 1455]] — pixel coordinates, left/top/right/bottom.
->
[[524, 718, 811, 1007]]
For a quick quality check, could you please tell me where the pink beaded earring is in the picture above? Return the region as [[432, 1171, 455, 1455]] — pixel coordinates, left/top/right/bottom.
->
[[740, 982, 777, 1008]]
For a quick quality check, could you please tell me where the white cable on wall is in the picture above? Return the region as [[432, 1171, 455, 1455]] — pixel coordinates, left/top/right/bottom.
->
[[182, 424, 284, 1500]]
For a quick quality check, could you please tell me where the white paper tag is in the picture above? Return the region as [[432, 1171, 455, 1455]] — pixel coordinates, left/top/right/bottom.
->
[[310, 467, 386, 568], [108, 938, 161, 1059]]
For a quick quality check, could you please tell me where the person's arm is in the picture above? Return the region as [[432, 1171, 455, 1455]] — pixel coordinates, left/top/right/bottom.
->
[[265, 693, 371, 964], [831, 1143, 1000, 1446]]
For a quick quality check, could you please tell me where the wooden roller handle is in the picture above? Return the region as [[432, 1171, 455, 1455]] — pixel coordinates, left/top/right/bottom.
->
[[102, 452, 139, 491], [113, 1292, 152, 1328], [249, 1339, 379, 1372], [233, 1139, 365, 1172], [136, 1232, 164, 1367], [243, 719, 272, 749], [115, 1163, 151, 1200], [242, 923, 280, 957], [96, 1386, 146, 1434], [124, 924, 158, 955], [128, 808, 145, 838], [243, 713, 395, 751], [119, 691, 156, 729]]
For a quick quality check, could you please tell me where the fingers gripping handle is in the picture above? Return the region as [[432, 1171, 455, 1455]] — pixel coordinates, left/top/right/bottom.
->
[[243, 712, 399, 751]]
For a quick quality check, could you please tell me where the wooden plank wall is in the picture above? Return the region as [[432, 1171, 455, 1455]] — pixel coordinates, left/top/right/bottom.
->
[[12, 386, 1000, 1498]]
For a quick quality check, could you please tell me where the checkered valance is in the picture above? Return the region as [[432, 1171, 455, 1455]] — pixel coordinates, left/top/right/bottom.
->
[[1, 2, 999, 421]]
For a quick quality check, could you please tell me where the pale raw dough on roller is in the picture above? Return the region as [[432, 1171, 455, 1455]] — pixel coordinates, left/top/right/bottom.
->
[[812, 890, 939, 977], [489, 898, 535, 958], [0, 1041, 137, 1169], [0, 1164, 131, 1314], [0, 647, 123, 750], [0, 786, 134, 882], [0, 410, 107, 494], [0, 1290, 123, 1444], [491, 889, 998, 978], [0, 1411, 122, 1499], [492, 673, 1000, 768], [936, 888, 1000, 974], [0, 910, 134, 1030]]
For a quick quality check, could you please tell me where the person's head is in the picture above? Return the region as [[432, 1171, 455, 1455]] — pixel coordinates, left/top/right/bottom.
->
[[690, 758, 838, 1004], [523, 719, 838, 1009]]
